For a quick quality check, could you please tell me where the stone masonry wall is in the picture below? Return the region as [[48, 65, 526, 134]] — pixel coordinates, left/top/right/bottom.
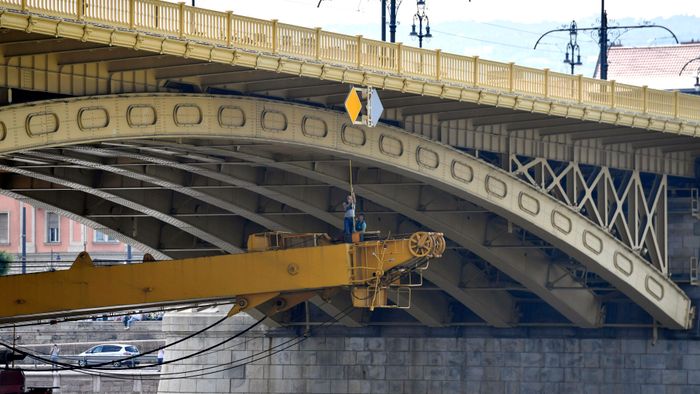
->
[[158, 312, 700, 394], [668, 199, 700, 279]]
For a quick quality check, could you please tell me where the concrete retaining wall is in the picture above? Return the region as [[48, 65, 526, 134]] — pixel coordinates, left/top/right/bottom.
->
[[157, 312, 700, 394]]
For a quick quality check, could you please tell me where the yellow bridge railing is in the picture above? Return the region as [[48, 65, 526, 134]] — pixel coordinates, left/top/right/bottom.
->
[[2, 0, 700, 122]]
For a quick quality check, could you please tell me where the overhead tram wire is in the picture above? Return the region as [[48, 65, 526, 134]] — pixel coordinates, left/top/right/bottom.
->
[[431, 29, 563, 54]]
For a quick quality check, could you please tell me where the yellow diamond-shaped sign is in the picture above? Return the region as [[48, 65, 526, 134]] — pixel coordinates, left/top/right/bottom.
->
[[344, 88, 362, 123]]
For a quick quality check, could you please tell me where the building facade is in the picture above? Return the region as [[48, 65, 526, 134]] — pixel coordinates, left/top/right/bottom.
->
[[0, 195, 138, 274]]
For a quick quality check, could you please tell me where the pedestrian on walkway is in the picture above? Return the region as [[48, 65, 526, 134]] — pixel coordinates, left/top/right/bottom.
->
[[157, 348, 164, 370], [49, 344, 60, 370]]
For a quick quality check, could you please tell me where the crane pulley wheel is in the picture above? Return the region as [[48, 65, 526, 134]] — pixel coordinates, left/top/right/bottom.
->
[[431, 233, 446, 257], [409, 232, 434, 258]]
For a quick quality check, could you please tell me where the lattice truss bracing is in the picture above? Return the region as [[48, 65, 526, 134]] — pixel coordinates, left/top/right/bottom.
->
[[510, 155, 667, 274]]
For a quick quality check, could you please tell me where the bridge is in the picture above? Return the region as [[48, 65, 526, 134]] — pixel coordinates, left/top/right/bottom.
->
[[1, 0, 700, 367]]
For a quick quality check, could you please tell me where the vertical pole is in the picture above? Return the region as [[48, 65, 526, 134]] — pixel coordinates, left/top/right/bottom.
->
[[315, 28, 321, 60], [508, 62, 514, 92], [129, 0, 135, 29], [642, 85, 648, 113], [272, 19, 278, 53], [76, 0, 84, 20], [389, 0, 396, 43], [21, 0, 27, 11], [418, 16, 423, 48], [178, 2, 185, 38], [674, 90, 680, 117], [610, 80, 616, 107], [226, 11, 232, 47], [435, 49, 441, 80], [21, 206, 26, 275], [473, 56, 479, 85], [599, 0, 608, 80], [543, 68, 549, 97], [397, 43, 402, 73], [577, 74, 583, 103], [356, 35, 362, 67], [381, 0, 387, 42], [127, 244, 132, 264]]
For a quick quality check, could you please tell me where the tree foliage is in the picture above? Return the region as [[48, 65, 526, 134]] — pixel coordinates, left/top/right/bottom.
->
[[0, 251, 12, 276]]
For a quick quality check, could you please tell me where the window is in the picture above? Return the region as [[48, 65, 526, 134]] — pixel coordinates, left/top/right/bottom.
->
[[46, 212, 60, 243], [102, 345, 122, 353], [0, 212, 8, 244], [94, 230, 118, 243]]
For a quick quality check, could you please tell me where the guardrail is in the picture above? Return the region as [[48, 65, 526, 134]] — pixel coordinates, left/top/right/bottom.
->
[[1, 0, 700, 121]]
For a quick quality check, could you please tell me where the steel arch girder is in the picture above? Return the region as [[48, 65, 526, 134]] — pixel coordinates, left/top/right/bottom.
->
[[0, 164, 243, 254], [0, 93, 691, 329], [23, 150, 294, 233], [111, 141, 526, 328], [64, 146, 343, 230]]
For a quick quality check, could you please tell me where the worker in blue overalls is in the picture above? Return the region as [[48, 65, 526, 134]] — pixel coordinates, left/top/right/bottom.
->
[[355, 213, 367, 241]]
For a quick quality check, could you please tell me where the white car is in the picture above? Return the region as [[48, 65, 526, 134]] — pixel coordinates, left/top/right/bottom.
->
[[77, 344, 140, 367]]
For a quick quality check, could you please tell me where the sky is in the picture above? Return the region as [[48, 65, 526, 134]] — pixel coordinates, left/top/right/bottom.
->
[[175, 0, 700, 77]]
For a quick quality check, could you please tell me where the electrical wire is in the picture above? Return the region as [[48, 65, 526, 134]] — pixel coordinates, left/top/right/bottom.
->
[[0, 309, 240, 371], [431, 29, 563, 54], [61, 304, 354, 382], [0, 301, 230, 329]]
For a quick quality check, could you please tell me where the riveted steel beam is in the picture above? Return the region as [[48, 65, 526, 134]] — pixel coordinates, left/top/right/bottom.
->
[[66, 146, 342, 229], [22, 150, 293, 232], [0, 164, 243, 254]]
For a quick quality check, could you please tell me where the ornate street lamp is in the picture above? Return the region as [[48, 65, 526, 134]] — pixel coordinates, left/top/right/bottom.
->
[[409, 0, 432, 48], [563, 21, 583, 75]]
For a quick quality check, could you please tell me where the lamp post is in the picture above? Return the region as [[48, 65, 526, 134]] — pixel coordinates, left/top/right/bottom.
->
[[678, 57, 700, 95], [563, 21, 583, 75], [409, 0, 431, 48]]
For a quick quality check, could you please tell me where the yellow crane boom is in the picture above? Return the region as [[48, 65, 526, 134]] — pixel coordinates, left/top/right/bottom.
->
[[0, 232, 444, 323]]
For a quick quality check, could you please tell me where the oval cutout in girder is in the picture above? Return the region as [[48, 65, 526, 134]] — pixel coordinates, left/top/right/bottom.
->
[[485, 175, 507, 199], [26, 112, 59, 136], [341, 125, 366, 147], [645, 275, 665, 301], [416, 146, 439, 169], [451, 160, 473, 184], [174, 104, 203, 126], [218, 106, 246, 128], [301, 116, 328, 138], [613, 251, 633, 277], [78, 107, 109, 130], [551, 210, 572, 234], [379, 134, 404, 157], [518, 192, 540, 216], [127, 105, 157, 127], [582, 230, 603, 255], [261, 110, 287, 132]]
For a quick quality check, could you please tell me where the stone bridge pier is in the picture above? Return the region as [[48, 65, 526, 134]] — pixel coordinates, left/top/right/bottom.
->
[[158, 311, 700, 394]]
